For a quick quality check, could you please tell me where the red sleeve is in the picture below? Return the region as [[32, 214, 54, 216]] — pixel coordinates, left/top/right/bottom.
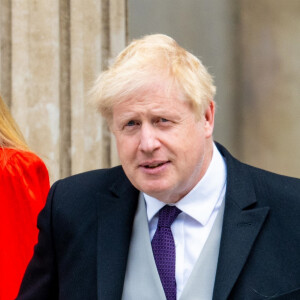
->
[[0, 149, 50, 300]]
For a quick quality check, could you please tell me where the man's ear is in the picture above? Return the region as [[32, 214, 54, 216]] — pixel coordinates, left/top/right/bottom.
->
[[204, 101, 215, 138]]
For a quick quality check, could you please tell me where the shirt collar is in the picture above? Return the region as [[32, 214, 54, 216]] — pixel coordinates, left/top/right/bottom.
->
[[144, 143, 227, 226]]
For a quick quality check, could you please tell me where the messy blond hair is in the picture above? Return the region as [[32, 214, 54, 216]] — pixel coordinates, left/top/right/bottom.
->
[[0, 95, 29, 151], [90, 34, 216, 122]]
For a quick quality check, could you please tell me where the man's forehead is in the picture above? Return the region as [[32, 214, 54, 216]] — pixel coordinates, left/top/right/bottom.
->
[[113, 96, 179, 115]]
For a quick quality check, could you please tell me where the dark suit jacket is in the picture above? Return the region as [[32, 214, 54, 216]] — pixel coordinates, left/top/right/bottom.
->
[[17, 144, 300, 300]]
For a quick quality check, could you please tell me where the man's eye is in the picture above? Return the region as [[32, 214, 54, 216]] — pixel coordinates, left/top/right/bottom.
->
[[126, 120, 137, 127], [156, 118, 169, 124]]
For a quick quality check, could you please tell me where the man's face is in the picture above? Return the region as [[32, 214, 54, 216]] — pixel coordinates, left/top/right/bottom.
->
[[112, 83, 214, 203]]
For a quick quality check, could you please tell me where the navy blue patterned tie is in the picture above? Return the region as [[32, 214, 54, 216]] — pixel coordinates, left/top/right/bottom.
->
[[151, 205, 182, 300]]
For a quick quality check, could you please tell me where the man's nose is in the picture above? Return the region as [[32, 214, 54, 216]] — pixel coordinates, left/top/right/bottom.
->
[[138, 124, 160, 153]]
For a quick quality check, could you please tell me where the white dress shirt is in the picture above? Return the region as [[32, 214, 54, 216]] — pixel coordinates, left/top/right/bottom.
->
[[144, 143, 227, 298]]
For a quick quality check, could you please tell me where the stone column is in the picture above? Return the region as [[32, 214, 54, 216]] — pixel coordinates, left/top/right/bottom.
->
[[0, 0, 127, 182], [11, 0, 60, 180], [70, 0, 104, 175], [239, 0, 300, 177]]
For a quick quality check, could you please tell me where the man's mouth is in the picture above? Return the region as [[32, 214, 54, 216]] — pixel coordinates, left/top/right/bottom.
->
[[145, 162, 165, 168], [140, 161, 169, 169]]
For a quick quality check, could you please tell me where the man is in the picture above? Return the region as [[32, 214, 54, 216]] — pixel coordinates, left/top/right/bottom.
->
[[18, 34, 300, 300]]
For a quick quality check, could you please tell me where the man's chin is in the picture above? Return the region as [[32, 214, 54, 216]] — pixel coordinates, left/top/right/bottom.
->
[[139, 185, 167, 197], [141, 187, 179, 203]]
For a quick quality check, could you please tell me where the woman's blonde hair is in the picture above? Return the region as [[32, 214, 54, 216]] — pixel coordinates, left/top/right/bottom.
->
[[0, 95, 29, 151], [90, 34, 216, 122]]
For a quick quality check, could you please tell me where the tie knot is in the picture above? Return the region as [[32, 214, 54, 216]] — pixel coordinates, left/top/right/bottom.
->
[[157, 205, 181, 228]]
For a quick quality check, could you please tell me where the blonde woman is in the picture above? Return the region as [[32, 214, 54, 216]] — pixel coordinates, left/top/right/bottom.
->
[[0, 95, 49, 300]]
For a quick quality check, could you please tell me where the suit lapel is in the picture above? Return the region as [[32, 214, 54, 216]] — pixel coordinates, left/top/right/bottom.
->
[[213, 144, 270, 300], [96, 169, 139, 300]]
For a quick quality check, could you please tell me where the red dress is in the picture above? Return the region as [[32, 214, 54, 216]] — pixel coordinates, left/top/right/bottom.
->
[[0, 148, 50, 300]]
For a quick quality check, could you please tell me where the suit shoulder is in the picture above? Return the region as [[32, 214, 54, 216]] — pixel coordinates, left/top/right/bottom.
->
[[51, 165, 126, 196], [217, 142, 300, 192], [216, 142, 300, 208], [246, 164, 300, 194], [61, 165, 124, 182]]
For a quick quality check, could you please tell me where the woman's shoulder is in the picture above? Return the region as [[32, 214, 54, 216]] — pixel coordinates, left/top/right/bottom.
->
[[0, 147, 48, 175]]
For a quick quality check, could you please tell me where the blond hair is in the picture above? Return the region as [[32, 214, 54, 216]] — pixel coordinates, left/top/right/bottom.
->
[[0, 95, 29, 151], [90, 34, 216, 121]]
